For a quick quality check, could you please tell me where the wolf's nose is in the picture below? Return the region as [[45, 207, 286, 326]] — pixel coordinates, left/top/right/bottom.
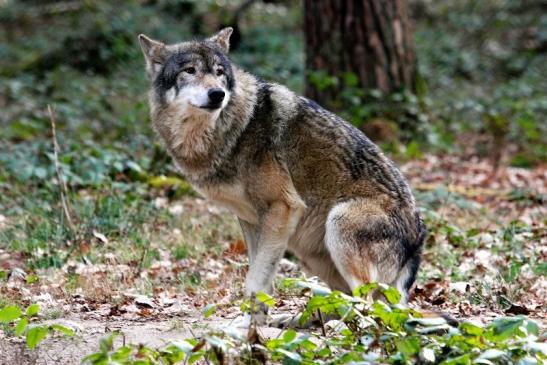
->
[[208, 88, 225, 104]]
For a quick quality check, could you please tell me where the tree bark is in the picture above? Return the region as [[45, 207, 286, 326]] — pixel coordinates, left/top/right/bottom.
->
[[304, 0, 416, 109]]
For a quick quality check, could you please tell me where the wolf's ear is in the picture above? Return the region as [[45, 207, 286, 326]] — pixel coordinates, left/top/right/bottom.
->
[[138, 34, 166, 75], [208, 27, 233, 53]]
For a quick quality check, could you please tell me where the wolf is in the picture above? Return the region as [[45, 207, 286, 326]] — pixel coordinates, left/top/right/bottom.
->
[[139, 28, 426, 324]]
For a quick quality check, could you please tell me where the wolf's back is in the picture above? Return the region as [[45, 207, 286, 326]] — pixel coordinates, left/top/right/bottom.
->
[[280, 95, 414, 207]]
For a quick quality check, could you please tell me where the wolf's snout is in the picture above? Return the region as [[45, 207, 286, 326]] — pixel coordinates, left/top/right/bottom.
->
[[208, 88, 225, 104]]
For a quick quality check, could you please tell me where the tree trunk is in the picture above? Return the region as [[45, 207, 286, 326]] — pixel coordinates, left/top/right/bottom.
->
[[304, 0, 416, 109]]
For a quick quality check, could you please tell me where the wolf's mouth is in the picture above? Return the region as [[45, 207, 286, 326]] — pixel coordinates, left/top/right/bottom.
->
[[190, 103, 222, 111]]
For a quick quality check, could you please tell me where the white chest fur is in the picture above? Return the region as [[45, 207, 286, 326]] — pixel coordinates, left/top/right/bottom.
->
[[195, 183, 257, 224]]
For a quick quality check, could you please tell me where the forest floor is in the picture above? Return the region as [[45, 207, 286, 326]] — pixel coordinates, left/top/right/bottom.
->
[[0, 150, 545, 364]]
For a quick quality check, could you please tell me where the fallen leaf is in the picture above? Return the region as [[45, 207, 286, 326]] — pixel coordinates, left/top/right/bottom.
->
[[225, 239, 247, 255], [92, 231, 108, 244], [135, 295, 156, 308], [504, 303, 530, 315]]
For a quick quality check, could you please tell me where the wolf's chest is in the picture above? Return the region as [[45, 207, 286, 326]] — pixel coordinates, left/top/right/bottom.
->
[[194, 183, 257, 224]]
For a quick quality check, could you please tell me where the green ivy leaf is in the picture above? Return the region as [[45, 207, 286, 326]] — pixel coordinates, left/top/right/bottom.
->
[[256, 292, 275, 308], [300, 338, 317, 352], [111, 346, 132, 361], [202, 304, 216, 319], [283, 329, 297, 343], [379, 285, 401, 304], [99, 332, 119, 353], [353, 283, 378, 298], [81, 352, 107, 364], [205, 335, 228, 351], [15, 317, 28, 336], [26, 326, 49, 350], [26, 274, 38, 284], [26, 304, 40, 317], [169, 340, 195, 353], [161, 344, 186, 363], [240, 298, 251, 313], [459, 321, 483, 336], [439, 353, 471, 365], [0, 305, 22, 322], [188, 351, 205, 364], [523, 318, 539, 336], [276, 348, 302, 363], [50, 324, 74, 337], [396, 336, 420, 357], [317, 347, 332, 358], [126, 161, 143, 173], [477, 349, 506, 361], [486, 317, 528, 342]]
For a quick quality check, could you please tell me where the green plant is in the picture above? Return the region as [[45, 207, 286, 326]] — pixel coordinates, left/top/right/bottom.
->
[[82, 281, 546, 364], [0, 303, 74, 350]]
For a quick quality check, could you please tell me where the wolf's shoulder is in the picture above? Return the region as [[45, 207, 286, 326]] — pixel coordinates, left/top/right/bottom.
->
[[254, 82, 336, 124], [253, 82, 300, 121]]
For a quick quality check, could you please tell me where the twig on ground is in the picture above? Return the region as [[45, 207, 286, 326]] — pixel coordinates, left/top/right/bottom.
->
[[317, 309, 326, 337], [247, 292, 257, 340], [134, 245, 149, 278], [48, 104, 76, 233]]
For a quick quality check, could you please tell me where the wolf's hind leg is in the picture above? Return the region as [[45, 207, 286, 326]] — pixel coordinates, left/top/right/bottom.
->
[[325, 200, 411, 302]]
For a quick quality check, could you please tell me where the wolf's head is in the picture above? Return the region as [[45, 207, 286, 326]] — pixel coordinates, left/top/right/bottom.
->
[[138, 28, 234, 120]]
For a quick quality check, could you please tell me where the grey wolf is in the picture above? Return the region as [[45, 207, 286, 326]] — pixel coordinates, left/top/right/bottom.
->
[[138, 28, 426, 324]]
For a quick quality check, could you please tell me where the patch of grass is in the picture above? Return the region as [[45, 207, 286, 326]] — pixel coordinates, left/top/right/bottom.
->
[[42, 308, 63, 321], [177, 272, 202, 291]]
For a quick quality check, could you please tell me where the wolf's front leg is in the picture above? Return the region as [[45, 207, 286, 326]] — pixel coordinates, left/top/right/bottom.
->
[[245, 200, 302, 295], [237, 201, 302, 327], [245, 233, 287, 296]]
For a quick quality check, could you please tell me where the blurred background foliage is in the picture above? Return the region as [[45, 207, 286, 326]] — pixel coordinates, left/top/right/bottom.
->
[[0, 0, 545, 192]]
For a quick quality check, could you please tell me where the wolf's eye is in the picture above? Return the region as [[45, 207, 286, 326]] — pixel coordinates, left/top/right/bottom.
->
[[216, 68, 224, 76], [184, 67, 196, 75]]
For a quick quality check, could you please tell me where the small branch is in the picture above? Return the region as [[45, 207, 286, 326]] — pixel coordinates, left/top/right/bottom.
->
[[185, 325, 197, 339], [134, 244, 149, 278], [317, 309, 326, 337], [247, 292, 257, 340], [48, 105, 76, 233]]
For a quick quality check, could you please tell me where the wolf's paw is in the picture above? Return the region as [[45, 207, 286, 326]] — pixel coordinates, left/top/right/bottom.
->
[[229, 313, 252, 328], [228, 311, 269, 329]]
